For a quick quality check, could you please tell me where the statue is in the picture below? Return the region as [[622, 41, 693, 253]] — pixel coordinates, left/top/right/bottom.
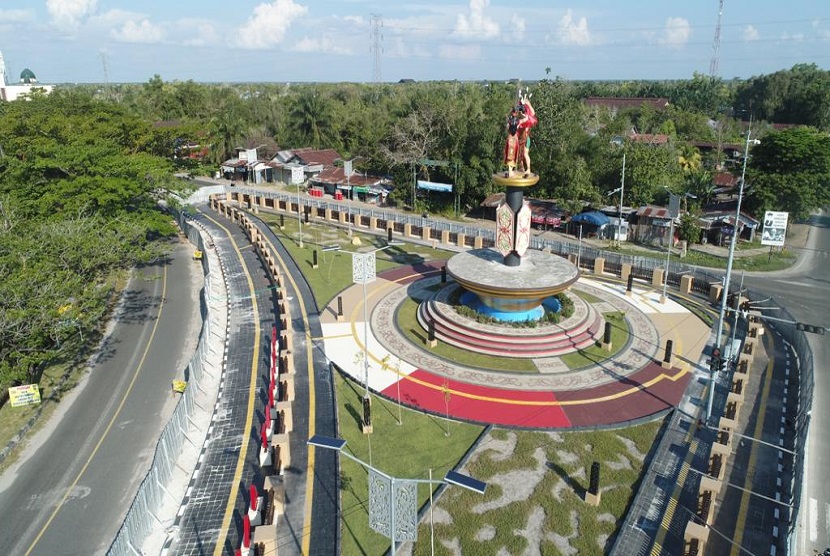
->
[[503, 91, 537, 177]]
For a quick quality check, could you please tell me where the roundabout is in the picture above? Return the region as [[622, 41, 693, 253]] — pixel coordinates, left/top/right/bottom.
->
[[320, 261, 711, 429]]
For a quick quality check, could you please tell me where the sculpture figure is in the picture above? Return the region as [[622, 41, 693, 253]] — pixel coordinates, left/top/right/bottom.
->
[[503, 92, 537, 177]]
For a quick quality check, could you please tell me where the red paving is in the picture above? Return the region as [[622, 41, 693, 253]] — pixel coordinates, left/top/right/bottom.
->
[[379, 363, 691, 429], [374, 263, 694, 429]]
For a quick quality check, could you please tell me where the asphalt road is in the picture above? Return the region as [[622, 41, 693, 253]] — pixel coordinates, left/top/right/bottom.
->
[[741, 212, 829, 554], [0, 238, 202, 555]]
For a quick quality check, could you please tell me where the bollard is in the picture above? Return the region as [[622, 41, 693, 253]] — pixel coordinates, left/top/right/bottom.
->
[[337, 296, 343, 320], [387, 227, 393, 242], [441, 266, 447, 284], [428, 319, 437, 348], [279, 213, 285, 228], [248, 484, 263, 526], [362, 395, 373, 434], [662, 339, 674, 369], [312, 250, 319, 269], [586, 462, 601, 506], [602, 321, 613, 351], [625, 273, 634, 297]]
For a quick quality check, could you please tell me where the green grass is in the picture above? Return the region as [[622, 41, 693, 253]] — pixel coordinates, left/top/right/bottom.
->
[[605, 241, 796, 271], [560, 312, 628, 369], [258, 215, 451, 307], [335, 371, 485, 556], [395, 297, 539, 373], [411, 421, 662, 555]]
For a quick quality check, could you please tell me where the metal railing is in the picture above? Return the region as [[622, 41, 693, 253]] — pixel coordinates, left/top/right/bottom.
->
[[108, 211, 228, 555]]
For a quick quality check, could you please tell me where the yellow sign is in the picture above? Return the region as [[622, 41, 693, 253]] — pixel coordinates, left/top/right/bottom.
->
[[192, 250, 203, 260], [172, 380, 187, 394], [9, 384, 41, 407]]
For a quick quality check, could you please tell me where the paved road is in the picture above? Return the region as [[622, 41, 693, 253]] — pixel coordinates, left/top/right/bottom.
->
[[0, 238, 202, 555], [741, 212, 830, 554]]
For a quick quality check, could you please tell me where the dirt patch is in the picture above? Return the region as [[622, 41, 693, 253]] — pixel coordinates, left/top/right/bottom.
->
[[606, 453, 632, 471], [616, 435, 646, 461], [472, 447, 547, 513], [474, 524, 496, 542]]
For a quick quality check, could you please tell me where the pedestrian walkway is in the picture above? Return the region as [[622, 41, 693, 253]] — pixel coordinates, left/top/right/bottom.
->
[[319, 262, 711, 429]]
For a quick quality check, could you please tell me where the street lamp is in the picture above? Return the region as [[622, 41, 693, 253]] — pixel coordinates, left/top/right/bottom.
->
[[709, 125, 760, 422], [296, 180, 304, 248], [352, 241, 404, 431], [308, 435, 486, 555], [610, 137, 627, 245], [661, 192, 680, 304]]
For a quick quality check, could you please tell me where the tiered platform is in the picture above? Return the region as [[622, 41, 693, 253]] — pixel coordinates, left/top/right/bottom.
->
[[416, 283, 603, 358]]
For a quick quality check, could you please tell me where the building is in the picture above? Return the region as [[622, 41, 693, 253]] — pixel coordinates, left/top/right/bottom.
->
[[0, 52, 54, 101]]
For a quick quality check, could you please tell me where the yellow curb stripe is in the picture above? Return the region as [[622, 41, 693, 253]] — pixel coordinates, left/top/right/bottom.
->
[[208, 214, 261, 556]]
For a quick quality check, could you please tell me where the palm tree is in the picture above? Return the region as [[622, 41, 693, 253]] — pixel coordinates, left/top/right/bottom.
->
[[289, 89, 332, 148]]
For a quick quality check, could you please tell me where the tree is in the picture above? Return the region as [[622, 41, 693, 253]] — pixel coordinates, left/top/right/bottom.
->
[[745, 126, 830, 220]]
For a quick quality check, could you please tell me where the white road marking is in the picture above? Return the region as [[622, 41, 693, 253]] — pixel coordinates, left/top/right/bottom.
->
[[810, 497, 818, 542]]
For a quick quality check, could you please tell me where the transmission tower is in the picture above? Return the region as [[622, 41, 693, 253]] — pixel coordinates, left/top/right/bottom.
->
[[709, 0, 724, 77], [370, 14, 383, 84], [99, 50, 110, 86]]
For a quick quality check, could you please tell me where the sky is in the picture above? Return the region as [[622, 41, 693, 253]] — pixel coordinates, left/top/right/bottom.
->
[[0, 0, 827, 84]]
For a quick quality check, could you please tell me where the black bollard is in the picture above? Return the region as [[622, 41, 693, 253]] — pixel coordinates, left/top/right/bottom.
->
[[441, 266, 447, 284], [428, 320, 436, 343], [279, 213, 284, 227], [363, 396, 372, 427], [337, 296, 343, 317], [589, 462, 601, 495], [664, 339, 674, 364], [313, 250, 318, 267], [304, 207, 309, 223], [388, 227, 393, 242], [626, 273, 634, 292], [604, 322, 612, 345]]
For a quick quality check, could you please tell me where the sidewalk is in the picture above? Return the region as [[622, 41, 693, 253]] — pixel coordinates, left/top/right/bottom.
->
[[319, 264, 711, 429]]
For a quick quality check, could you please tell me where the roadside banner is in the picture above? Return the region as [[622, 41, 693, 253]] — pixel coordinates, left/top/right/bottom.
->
[[8, 384, 41, 407], [761, 211, 789, 247]]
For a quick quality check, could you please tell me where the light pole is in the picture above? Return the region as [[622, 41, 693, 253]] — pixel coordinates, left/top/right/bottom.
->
[[352, 241, 403, 430], [709, 125, 760, 421], [610, 137, 626, 245], [296, 181, 304, 248], [661, 192, 680, 304], [308, 435, 486, 556]]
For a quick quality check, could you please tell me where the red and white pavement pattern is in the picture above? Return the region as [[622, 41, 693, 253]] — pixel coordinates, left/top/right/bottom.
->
[[322, 265, 694, 429]]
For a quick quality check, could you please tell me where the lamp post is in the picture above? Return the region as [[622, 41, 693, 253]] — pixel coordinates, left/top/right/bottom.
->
[[709, 125, 760, 422], [352, 241, 403, 430], [610, 137, 627, 245], [308, 435, 486, 556], [661, 192, 680, 304], [296, 181, 304, 248]]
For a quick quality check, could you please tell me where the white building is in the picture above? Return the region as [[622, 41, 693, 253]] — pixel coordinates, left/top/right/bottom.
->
[[0, 51, 54, 101]]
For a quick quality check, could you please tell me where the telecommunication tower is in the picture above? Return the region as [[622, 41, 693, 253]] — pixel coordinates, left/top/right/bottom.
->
[[709, 0, 724, 77], [370, 14, 383, 84]]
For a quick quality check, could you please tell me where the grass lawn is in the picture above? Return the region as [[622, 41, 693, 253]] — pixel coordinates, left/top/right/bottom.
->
[[411, 421, 663, 555], [335, 371, 486, 556], [258, 215, 451, 307]]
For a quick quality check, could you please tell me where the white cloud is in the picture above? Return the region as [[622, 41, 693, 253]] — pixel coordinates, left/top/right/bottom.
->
[[232, 0, 308, 50], [178, 20, 219, 47], [743, 25, 759, 41], [507, 13, 526, 42], [550, 9, 591, 46], [439, 43, 481, 60], [111, 19, 165, 44], [660, 17, 691, 48], [46, 0, 98, 30], [452, 0, 499, 40], [292, 35, 352, 55], [0, 9, 34, 24]]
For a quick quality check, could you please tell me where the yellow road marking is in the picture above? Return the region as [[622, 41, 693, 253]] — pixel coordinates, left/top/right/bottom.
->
[[257, 227, 317, 556], [729, 332, 776, 555], [345, 270, 691, 407], [26, 265, 169, 555], [650, 436, 698, 555], [207, 214, 261, 556]]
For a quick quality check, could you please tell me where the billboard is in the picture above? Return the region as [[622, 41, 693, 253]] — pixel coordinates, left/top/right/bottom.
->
[[416, 180, 452, 193], [8, 384, 41, 407], [761, 211, 789, 247]]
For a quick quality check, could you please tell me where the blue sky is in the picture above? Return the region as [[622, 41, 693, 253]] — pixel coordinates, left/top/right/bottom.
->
[[0, 0, 827, 84]]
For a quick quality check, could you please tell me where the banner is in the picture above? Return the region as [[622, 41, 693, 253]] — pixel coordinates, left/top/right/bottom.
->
[[9, 384, 41, 407], [761, 211, 788, 247], [416, 180, 452, 193]]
